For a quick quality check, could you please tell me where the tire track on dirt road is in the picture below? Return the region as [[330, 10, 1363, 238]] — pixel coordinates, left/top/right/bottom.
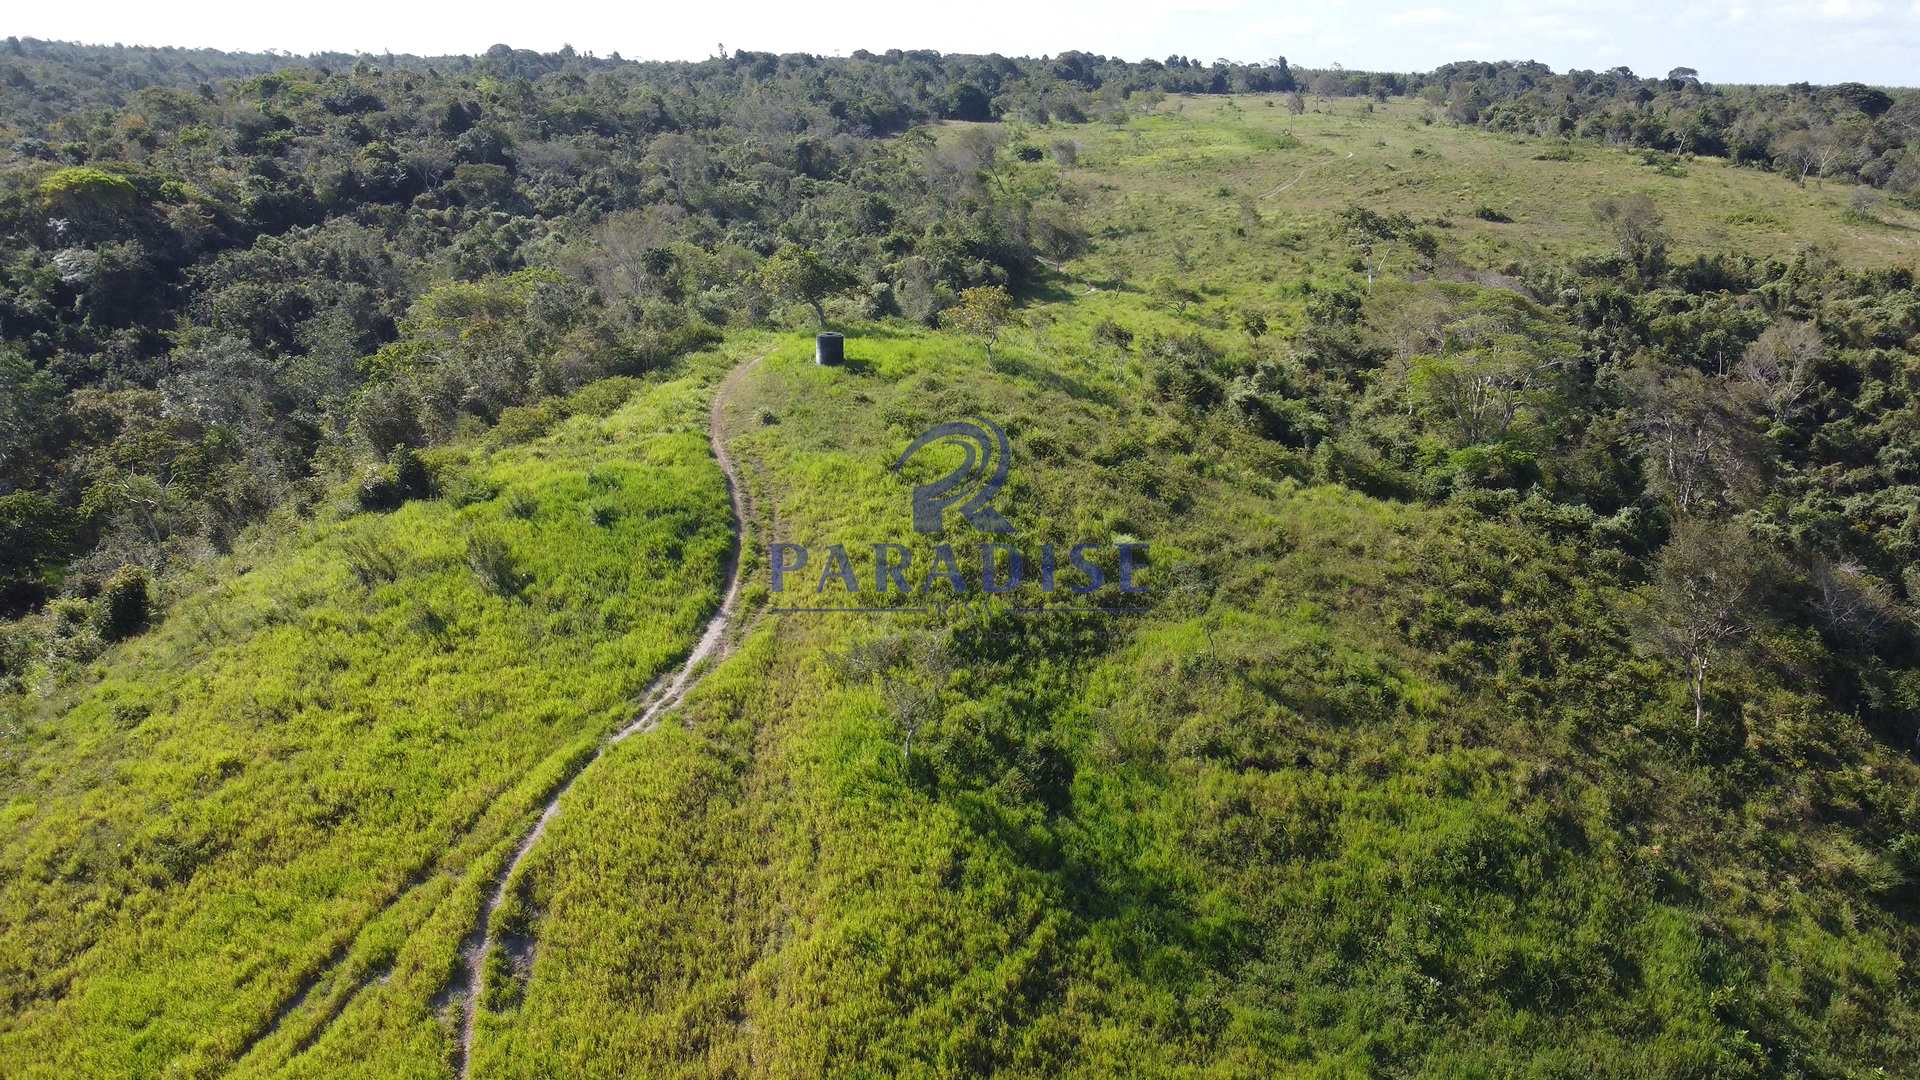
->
[[1260, 150, 1355, 199]]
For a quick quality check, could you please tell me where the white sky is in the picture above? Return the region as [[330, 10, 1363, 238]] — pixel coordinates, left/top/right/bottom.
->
[[9, 0, 1920, 86]]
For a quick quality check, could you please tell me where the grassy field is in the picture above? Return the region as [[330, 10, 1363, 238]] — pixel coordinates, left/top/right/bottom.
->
[[467, 104, 1920, 1076], [1073, 95, 1920, 274], [451, 311, 1918, 1076], [5, 100, 1919, 1077], [0, 343, 751, 1078]]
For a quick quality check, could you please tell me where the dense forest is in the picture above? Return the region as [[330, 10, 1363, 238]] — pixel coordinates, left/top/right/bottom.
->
[[2, 40, 1082, 633]]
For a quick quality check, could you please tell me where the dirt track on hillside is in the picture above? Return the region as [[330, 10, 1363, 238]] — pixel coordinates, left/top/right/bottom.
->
[[454, 353, 761, 1078], [1259, 150, 1355, 199]]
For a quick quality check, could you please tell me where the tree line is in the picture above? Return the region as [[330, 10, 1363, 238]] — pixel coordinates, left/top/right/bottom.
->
[[1, 40, 1119, 645], [2, 38, 1918, 689]]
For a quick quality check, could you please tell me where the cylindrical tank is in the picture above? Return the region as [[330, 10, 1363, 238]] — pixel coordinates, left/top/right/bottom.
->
[[815, 332, 844, 366]]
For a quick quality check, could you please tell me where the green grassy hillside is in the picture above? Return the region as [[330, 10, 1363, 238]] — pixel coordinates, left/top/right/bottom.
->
[[469, 100, 1920, 1077], [5, 94, 1920, 1080], [475, 327, 1917, 1077], [1072, 96, 1920, 273], [0, 344, 748, 1077]]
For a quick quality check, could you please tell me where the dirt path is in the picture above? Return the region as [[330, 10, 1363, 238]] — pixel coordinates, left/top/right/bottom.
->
[[454, 354, 761, 1079], [1259, 150, 1355, 199]]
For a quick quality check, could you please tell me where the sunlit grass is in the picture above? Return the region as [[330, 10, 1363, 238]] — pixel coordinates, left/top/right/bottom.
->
[[0, 343, 754, 1078], [7, 99, 1920, 1078], [470, 102, 1920, 1075]]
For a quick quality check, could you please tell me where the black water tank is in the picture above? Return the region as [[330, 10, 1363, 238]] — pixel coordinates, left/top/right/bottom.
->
[[814, 332, 844, 366]]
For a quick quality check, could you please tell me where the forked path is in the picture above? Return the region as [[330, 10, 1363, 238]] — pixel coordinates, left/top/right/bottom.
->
[[454, 354, 761, 1078], [1259, 150, 1355, 199]]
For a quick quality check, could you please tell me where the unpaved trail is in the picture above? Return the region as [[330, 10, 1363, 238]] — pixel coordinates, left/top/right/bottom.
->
[[453, 354, 761, 1079], [1260, 150, 1355, 199]]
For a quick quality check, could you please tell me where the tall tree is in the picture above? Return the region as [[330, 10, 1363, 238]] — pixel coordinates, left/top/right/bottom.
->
[[1336, 206, 1411, 288], [1734, 320, 1824, 424], [1645, 520, 1767, 729], [1594, 194, 1669, 283], [941, 285, 1016, 360], [1627, 365, 1763, 518], [759, 245, 846, 329]]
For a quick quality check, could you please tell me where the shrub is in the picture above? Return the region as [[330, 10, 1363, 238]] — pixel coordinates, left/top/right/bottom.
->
[[0, 620, 25, 687], [467, 531, 528, 597], [443, 473, 502, 508], [1893, 833, 1920, 882], [355, 445, 434, 512], [1140, 330, 1227, 409], [342, 534, 401, 587], [0, 491, 72, 599], [1842, 187, 1884, 224], [489, 402, 560, 447], [350, 378, 427, 452], [354, 464, 403, 512], [563, 377, 642, 419], [43, 596, 105, 667], [1091, 318, 1134, 349], [392, 445, 432, 499], [96, 565, 152, 641]]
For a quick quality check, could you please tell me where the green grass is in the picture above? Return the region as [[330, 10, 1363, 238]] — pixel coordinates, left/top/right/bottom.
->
[[0, 342, 752, 1078], [453, 100, 1920, 1068], [471, 325, 1919, 1076], [1056, 95, 1920, 279], [6, 101, 1920, 1079]]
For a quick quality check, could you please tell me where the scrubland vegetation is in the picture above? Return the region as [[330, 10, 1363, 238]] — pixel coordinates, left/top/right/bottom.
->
[[3, 37, 1920, 1079]]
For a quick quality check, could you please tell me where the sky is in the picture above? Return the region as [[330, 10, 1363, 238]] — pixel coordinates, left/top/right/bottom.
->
[[9, 0, 1920, 86]]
